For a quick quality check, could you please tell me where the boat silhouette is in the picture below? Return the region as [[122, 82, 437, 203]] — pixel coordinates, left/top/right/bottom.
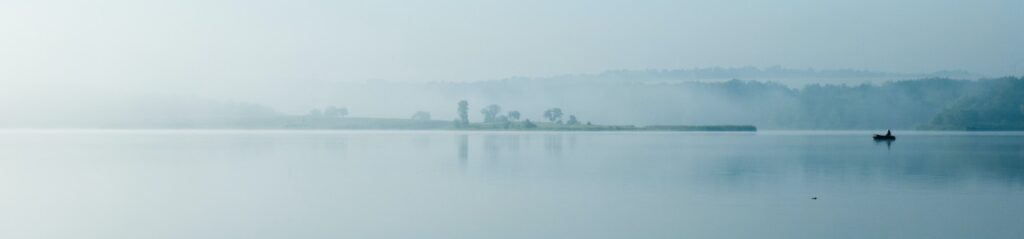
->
[[873, 134, 895, 140], [873, 130, 895, 140]]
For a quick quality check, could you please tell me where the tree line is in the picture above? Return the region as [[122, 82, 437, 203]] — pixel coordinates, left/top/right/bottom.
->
[[299, 76, 1024, 130], [454, 100, 586, 129]]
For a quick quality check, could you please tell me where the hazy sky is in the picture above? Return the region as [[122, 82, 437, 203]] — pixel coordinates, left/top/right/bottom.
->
[[2, 0, 1021, 90]]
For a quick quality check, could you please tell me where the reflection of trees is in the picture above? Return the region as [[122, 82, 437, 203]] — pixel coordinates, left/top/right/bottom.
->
[[484, 135, 500, 160], [458, 135, 468, 169], [544, 134, 563, 156]]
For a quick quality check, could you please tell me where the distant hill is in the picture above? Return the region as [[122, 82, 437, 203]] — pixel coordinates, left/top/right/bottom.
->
[[500, 67, 986, 86]]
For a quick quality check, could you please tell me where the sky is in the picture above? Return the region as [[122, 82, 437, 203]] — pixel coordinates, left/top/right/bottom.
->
[[1, 0, 1022, 97]]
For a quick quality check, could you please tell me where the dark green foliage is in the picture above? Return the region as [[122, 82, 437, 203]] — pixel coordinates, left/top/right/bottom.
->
[[789, 76, 1022, 130], [923, 77, 1024, 130], [792, 79, 969, 129]]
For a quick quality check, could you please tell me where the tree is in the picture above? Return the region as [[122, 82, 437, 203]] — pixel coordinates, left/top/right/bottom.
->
[[457, 100, 469, 126], [411, 111, 431, 120], [567, 115, 579, 125], [480, 104, 502, 123], [543, 108, 563, 123], [507, 111, 521, 121]]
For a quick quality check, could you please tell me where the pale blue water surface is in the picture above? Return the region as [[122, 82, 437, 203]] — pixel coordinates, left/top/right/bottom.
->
[[1, 130, 1022, 238]]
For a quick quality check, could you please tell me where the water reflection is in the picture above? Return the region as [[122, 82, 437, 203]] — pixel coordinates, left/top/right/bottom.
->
[[509, 134, 520, 153], [873, 138, 894, 150], [483, 134, 500, 160], [723, 134, 1023, 188], [1, 131, 1022, 239], [449, 132, 1024, 188], [457, 134, 468, 169], [544, 134, 563, 156], [413, 134, 431, 149]]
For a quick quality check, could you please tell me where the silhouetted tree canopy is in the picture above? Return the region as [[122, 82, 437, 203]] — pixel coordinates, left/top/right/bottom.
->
[[481, 104, 502, 123], [543, 108, 563, 123]]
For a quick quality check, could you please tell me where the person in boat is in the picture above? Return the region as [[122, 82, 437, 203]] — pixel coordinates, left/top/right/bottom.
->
[[874, 130, 895, 140]]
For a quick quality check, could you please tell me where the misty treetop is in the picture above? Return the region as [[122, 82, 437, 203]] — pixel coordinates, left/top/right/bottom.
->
[[543, 108, 563, 123], [480, 104, 502, 123], [507, 111, 521, 121]]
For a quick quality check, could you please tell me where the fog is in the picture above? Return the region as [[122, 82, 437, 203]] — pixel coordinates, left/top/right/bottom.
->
[[1, 0, 1022, 128]]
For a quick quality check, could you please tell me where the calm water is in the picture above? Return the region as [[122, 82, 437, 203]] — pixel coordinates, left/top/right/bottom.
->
[[1, 130, 1022, 239]]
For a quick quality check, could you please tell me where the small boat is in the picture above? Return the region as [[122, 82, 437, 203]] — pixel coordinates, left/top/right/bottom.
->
[[872, 134, 895, 140]]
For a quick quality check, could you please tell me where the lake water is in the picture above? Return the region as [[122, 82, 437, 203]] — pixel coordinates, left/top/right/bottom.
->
[[1, 130, 1022, 238]]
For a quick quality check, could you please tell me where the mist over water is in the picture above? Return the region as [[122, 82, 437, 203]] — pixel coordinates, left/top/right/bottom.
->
[[1, 130, 1021, 238]]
